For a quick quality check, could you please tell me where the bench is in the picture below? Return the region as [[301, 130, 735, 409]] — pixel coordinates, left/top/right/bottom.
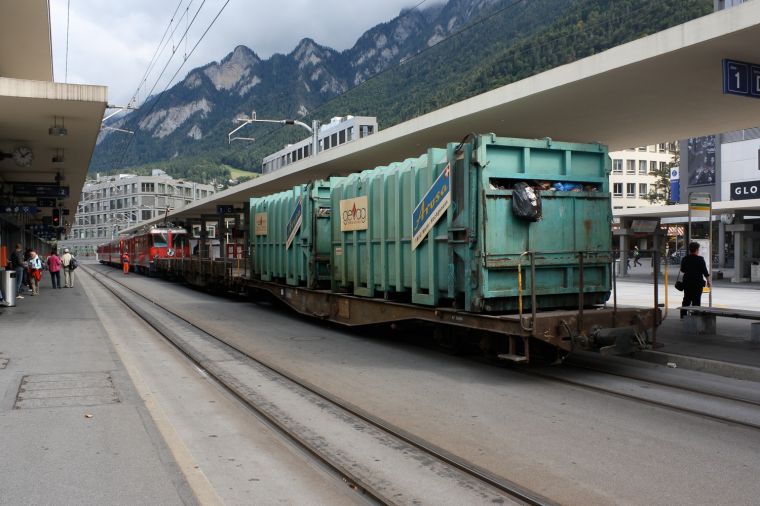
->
[[679, 306, 760, 342]]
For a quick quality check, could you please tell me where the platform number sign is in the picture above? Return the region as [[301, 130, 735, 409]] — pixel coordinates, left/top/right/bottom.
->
[[723, 59, 760, 99]]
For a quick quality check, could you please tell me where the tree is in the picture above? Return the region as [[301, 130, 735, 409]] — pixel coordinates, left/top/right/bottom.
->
[[645, 146, 679, 205]]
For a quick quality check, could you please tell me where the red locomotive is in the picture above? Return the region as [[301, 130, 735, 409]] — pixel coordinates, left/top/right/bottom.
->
[[97, 225, 190, 275]]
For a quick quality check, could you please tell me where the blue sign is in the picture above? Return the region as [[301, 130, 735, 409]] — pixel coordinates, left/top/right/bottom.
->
[[0, 204, 39, 214], [285, 198, 303, 249], [13, 183, 70, 198], [723, 59, 760, 98], [37, 198, 57, 208], [217, 204, 234, 214], [412, 163, 451, 250]]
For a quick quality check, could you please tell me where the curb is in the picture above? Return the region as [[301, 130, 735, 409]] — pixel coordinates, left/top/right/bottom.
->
[[633, 350, 760, 382]]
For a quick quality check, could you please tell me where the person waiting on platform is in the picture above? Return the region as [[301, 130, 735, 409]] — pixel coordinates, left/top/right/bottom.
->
[[61, 248, 76, 288], [633, 245, 642, 267], [27, 250, 43, 296], [11, 244, 26, 299], [680, 242, 711, 319], [47, 249, 62, 289], [122, 252, 130, 275]]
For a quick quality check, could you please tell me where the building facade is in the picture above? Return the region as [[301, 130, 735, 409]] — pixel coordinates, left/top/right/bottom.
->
[[262, 116, 378, 174], [65, 171, 215, 255], [609, 143, 677, 210]]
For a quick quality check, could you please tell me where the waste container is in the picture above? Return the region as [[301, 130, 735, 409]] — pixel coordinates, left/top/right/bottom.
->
[[1, 269, 17, 307]]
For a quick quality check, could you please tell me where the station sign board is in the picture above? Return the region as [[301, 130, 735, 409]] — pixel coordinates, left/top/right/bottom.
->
[[723, 59, 760, 99], [13, 183, 69, 198], [0, 204, 38, 214], [37, 198, 57, 208], [216, 204, 234, 214], [730, 179, 760, 201]]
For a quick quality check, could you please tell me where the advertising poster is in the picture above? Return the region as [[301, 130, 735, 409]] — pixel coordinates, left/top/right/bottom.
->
[[687, 136, 716, 186]]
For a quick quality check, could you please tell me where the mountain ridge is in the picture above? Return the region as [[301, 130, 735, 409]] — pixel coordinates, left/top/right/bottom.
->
[[92, 0, 712, 181]]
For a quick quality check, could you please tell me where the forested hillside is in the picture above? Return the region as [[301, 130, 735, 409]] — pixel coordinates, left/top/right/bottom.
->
[[91, 0, 712, 183]]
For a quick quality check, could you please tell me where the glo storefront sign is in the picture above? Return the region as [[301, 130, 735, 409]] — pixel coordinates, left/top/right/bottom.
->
[[730, 180, 760, 201]]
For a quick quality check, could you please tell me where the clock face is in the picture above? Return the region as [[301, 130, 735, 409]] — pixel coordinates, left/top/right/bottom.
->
[[13, 146, 33, 167]]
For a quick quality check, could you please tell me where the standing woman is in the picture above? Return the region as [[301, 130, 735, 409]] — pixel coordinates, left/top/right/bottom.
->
[[28, 250, 43, 296], [680, 241, 712, 318], [47, 249, 62, 289]]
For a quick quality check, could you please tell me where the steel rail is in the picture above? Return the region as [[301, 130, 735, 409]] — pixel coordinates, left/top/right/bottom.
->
[[82, 266, 384, 504], [522, 367, 760, 431], [561, 360, 760, 408], [83, 265, 553, 506]]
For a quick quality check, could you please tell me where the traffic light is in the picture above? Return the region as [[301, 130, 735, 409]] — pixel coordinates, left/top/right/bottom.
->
[[52, 207, 61, 227]]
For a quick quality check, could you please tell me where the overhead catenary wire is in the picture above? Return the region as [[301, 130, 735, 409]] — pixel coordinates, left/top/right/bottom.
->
[[128, 0, 188, 109], [114, 0, 233, 169], [64, 0, 71, 83]]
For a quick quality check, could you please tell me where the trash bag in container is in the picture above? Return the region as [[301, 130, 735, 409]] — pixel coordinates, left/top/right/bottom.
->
[[512, 182, 542, 222]]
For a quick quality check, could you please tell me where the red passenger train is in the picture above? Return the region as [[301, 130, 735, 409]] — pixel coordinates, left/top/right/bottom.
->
[[97, 225, 190, 275]]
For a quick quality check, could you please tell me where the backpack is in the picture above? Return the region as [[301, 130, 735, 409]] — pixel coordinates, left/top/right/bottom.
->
[[69, 257, 79, 270]]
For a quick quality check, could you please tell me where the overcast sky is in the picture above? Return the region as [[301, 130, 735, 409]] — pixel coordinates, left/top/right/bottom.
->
[[49, 0, 430, 107]]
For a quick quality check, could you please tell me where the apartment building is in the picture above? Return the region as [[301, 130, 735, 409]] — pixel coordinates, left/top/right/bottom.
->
[[66, 171, 215, 255], [609, 143, 677, 210]]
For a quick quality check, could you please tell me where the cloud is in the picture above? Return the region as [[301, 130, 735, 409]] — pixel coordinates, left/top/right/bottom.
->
[[50, 0, 429, 106]]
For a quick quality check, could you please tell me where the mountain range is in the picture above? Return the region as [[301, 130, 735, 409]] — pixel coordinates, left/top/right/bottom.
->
[[91, 0, 712, 182]]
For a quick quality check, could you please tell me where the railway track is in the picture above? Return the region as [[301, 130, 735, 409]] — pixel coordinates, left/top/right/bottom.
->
[[83, 265, 553, 506], [525, 358, 760, 431]]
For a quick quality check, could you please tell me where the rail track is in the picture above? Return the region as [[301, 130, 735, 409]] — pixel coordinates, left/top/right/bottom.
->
[[83, 265, 553, 506], [524, 358, 760, 431]]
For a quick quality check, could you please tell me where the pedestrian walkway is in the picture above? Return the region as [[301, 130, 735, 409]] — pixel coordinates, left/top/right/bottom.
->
[[0, 272, 196, 504]]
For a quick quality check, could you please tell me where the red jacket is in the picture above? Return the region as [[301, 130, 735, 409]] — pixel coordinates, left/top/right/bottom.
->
[[47, 254, 62, 273]]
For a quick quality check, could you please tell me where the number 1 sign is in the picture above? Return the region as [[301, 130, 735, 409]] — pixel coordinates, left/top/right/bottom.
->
[[723, 59, 760, 99]]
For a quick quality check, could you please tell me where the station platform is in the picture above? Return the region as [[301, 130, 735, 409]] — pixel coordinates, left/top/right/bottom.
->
[[616, 263, 760, 380], [0, 273, 196, 505]]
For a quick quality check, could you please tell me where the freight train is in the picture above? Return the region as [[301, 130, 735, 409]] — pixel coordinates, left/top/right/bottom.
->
[[113, 135, 660, 362]]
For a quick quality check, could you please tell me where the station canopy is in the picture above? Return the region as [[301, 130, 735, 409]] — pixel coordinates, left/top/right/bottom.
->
[[0, 1, 108, 228]]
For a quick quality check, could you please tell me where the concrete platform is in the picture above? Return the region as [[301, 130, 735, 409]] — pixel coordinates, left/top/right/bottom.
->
[[0, 276, 196, 504]]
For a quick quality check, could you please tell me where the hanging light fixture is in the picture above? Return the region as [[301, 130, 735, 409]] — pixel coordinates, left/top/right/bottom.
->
[[49, 116, 68, 137], [52, 148, 65, 164]]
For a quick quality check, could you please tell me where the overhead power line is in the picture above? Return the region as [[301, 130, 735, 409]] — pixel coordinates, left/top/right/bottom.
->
[[115, 0, 233, 168]]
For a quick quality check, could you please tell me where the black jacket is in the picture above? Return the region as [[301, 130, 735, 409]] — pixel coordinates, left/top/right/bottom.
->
[[10, 250, 24, 269], [680, 254, 709, 286]]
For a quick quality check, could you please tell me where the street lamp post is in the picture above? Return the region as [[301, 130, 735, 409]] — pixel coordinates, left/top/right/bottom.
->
[[227, 111, 321, 159]]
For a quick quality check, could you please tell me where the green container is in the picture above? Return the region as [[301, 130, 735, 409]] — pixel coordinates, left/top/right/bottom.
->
[[250, 180, 334, 288], [330, 135, 612, 312]]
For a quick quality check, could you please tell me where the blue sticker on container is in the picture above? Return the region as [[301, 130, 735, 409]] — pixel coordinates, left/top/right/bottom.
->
[[412, 163, 451, 250]]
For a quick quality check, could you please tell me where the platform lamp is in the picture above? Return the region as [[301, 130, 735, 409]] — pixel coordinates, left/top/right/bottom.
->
[[49, 117, 68, 137]]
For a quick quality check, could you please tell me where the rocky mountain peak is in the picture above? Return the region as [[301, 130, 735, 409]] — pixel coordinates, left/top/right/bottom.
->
[[203, 45, 259, 91]]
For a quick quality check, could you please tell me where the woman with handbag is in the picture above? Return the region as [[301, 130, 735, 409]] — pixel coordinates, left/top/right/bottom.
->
[[28, 250, 43, 296], [679, 242, 711, 318]]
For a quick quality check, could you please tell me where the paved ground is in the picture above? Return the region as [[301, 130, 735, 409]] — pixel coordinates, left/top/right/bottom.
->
[[0, 274, 196, 505], [3, 261, 759, 505], [87, 263, 760, 506]]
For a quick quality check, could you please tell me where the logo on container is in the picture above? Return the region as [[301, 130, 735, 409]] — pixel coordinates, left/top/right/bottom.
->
[[340, 196, 369, 232]]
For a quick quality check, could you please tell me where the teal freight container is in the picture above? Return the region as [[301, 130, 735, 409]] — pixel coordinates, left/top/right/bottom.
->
[[250, 180, 334, 288], [330, 134, 612, 312]]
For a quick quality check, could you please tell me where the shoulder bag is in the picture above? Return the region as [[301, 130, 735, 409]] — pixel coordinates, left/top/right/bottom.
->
[[674, 272, 684, 292]]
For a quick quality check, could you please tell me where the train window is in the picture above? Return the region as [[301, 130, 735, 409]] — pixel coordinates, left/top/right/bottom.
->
[[323, 136, 330, 150], [347, 126, 354, 141], [339, 129, 346, 144], [331, 133, 338, 147], [152, 233, 168, 247]]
